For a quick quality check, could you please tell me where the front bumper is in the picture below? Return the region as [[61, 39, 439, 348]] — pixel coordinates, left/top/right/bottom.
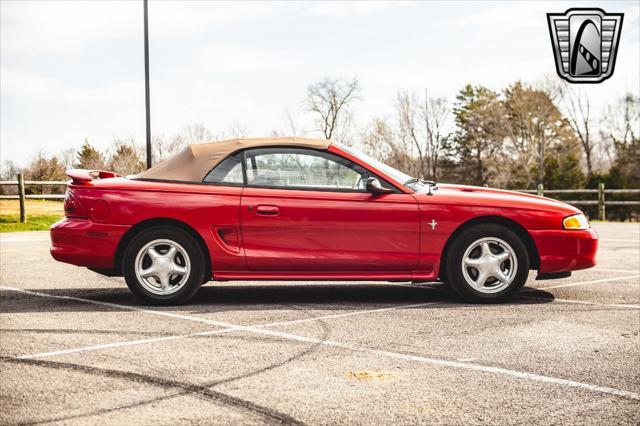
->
[[50, 218, 130, 270], [529, 228, 598, 273]]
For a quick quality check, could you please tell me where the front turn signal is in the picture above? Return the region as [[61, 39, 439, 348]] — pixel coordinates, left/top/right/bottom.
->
[[563, 213, 589, 230]]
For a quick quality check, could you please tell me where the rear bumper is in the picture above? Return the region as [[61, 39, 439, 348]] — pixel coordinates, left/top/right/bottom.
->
[[50, 218, 130, 270], [530, 228, 598, 273]]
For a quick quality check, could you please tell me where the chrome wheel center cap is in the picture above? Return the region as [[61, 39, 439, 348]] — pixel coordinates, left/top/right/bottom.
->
[[479, 254, 501, 275], [155, 257, 173, 275]]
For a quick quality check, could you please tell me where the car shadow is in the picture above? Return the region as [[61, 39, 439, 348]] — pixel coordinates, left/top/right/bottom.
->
[[0, 282, 554, 314]]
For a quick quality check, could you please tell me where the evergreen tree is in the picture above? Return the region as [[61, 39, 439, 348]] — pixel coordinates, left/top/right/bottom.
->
[[27, 151, 67, 182], [543, 148, 586, 189], [109, 142, 145, 175], [503, 82, 583, 189], [25, 151, 67, 195], [451, 84, 506, 186], [74, 139, 105, 170]]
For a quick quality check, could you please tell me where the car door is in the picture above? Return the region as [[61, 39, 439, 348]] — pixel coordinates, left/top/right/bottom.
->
[[239, 147, 420, 273]]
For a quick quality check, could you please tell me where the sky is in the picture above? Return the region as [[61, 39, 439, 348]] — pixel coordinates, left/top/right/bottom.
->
[[1, 0, 639, 166]]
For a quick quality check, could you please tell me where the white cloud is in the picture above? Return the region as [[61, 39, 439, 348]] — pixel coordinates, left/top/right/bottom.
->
[[148, 1, 280, 38], [306, 1, 411, 18], [1, 1, 638, 166], [0, 1, 140, 54]]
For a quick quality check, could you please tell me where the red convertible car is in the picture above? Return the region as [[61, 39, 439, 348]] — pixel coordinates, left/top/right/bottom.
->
[[50, 137, 598, 304]]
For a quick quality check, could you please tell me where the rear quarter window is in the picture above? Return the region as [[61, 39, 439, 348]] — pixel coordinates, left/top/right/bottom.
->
[[203, 154, 244, 184]]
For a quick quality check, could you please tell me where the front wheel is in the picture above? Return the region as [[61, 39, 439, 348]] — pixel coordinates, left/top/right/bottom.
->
[[445, 224, 529, 302], [123, 226, 205, 305]]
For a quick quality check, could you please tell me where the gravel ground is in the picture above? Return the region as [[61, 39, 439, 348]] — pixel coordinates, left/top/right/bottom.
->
[[1, 222, 638, 425]]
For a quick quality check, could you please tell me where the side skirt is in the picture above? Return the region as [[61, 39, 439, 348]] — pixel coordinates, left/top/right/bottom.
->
[[212, 271, 438, 282]]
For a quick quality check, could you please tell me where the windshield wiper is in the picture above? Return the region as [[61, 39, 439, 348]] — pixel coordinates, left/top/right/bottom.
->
[[404, 178, 422, 185]]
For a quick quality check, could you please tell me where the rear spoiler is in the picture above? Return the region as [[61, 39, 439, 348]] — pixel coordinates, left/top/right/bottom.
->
[[66, 169, 121, 184]]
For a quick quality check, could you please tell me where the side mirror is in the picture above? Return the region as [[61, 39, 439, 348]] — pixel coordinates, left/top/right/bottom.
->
[[366, 177, 394, 195]]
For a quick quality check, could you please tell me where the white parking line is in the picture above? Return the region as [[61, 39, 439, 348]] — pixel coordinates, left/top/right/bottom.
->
[[389, 277, 640, 309], [4, 285, 444, 359], [530, 275, 640, 291], [1, 285, 638, 401], [396, 278, 640, 309], [256, 300, 445, 328], [18, 301, 445, 359], [17, 329, 235, 359], [0, 286, 243, 328], [598, 238, 639, 243]]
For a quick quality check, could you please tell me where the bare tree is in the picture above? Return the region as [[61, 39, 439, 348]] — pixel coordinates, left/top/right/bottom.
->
[[423, 94, 451, 180], [147, 134, 173, 164], [559, 83, 597, 179], [146, 123, 249, 164], [0, 160, 20, 181], [272, 109, 303, 137], [0, 160, 21, 195], [396, 90, 450, 180], [362, 118, 394, 161], [27, 151, 67, 182], [179, 123, 215, 145], [283, 109, 300, 136], [602, 93, 640, 148], [59, 147, 76, 170], [503, 82, 579, 187], [305, 77, 361, 141], [214, 121, 249, 141], [396, 91, 426, 177], [600, 94, 640, 188], [109, 140, 145, 175], [361, 117, 421, 178]]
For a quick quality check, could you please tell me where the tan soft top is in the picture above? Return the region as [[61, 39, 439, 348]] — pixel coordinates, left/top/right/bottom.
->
[[137, 137, 331, 182]]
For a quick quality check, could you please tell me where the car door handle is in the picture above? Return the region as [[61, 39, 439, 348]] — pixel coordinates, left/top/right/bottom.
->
[[255, 205, 279, 216]]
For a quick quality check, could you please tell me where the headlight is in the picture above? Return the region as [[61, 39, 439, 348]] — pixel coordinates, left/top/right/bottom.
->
[[563, 213, 589, 230]]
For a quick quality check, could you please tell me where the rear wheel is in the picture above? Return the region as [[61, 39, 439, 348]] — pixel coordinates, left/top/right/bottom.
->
[[123, 226, 205, 305], [445, 224, 529, 302]]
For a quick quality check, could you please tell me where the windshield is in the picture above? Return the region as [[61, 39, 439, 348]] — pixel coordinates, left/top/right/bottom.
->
[[334, 142, 415, 187]]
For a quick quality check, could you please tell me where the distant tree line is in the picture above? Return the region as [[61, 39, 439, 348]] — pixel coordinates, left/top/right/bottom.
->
[[299, 77, 638, 219], [357, 81, 639, 192], [1, 77, 637, 219]]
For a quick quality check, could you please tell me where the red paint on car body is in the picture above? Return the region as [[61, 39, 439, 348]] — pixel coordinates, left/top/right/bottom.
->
[[50, 143, 597, 281]]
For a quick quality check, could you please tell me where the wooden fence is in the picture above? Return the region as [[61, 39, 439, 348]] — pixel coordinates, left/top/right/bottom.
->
[[0, 174, 66, 223], [515, 183, 640, 221], [1, 175, 639, 223]]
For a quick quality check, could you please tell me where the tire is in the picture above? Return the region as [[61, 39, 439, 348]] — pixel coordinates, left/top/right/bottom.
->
[[444, 223, 529, 302], [123, 226, 205, 305]]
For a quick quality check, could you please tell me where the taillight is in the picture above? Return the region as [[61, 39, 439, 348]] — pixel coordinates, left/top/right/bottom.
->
[[64, 191, 75, 215], [64, 190, 86, 217]]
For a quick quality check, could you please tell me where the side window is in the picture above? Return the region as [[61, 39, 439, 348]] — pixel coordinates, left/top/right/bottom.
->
[[244, 148, 385, 192], [203, 153, 244, 184]]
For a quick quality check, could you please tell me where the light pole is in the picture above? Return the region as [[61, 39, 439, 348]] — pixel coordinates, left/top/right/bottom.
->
[[143, 0, 152, 169]]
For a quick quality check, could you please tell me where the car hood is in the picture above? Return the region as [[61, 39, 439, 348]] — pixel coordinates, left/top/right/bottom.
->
[[412, 183, 580, 215]]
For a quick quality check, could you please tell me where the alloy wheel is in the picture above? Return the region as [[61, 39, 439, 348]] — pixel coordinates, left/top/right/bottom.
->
[[461, 237, 518, 294], [134, 239, 191, 295]]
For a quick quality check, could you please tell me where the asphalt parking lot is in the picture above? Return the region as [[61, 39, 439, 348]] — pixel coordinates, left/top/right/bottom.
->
[[1, 222, 638, 425]]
